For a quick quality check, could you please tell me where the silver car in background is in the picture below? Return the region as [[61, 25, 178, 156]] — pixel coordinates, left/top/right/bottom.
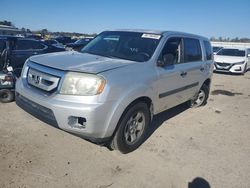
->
[[16, 30, 213, 153]]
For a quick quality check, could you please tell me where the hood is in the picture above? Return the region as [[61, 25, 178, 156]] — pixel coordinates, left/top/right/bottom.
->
[[214, 55, 246, 64], [29, 51, 136, 74]]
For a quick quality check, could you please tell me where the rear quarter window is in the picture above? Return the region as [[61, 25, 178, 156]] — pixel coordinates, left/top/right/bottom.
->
[[183, 38, 202, 62], [203, 40, 212, 60]]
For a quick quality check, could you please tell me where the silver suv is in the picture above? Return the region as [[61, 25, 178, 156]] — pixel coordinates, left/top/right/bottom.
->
[[16, 30, 213, 153]]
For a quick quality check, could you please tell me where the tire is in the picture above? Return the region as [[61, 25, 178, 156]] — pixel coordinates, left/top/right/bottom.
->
[[110, 102, 150, 154], [188, 84, 209, 108], [0, 89, 14, 103]]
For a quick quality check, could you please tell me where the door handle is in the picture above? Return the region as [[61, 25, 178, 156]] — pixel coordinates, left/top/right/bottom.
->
[[180, 71, 187, 77]]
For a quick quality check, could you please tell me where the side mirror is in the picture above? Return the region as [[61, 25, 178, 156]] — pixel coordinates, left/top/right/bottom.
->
[[157, 54, 175, 67], [247, 54, 250, 57]]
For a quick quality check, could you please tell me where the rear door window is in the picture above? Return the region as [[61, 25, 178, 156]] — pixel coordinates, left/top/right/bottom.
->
[[183, 38, 202, 62]]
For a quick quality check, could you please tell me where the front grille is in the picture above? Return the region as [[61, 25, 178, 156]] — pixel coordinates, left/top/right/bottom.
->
[[27, 68, 60, 92], [216, 62, 231, 67]]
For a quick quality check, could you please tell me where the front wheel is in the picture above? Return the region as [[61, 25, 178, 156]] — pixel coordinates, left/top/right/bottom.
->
[[110, 102, 150, 154], [189, 84, 209, 108]]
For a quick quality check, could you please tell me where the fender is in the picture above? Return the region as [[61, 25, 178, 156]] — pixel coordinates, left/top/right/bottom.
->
[[101, 84, 156, 138]]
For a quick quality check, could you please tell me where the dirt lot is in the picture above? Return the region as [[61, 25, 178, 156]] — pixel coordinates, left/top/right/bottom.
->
[[0, 72, 250, 188]]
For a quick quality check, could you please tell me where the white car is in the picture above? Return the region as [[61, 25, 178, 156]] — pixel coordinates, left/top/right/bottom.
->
[[214, 48, 250, 75]]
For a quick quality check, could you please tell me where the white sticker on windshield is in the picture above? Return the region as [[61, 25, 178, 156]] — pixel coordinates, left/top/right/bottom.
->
[[141, 33, 161, 40]]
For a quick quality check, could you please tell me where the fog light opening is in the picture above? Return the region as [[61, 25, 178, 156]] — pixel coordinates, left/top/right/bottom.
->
[[68, 116, 86, 129], [234, 67, 242, 71], [78, 117, 86, 126]]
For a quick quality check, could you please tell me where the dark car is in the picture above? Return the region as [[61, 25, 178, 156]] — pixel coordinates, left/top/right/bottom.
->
[[54, 36, 77, 45], [66, 38, 93, 51], [0, 36, 65, 76]]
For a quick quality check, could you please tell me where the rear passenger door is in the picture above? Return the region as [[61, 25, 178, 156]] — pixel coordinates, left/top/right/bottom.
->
[[155, 36, 204, 112], [181, 38, 205, 97]]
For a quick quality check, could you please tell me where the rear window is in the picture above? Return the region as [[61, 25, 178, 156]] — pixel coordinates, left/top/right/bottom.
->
[[217, 48, 245, 57], [183, 38, 202, 62], [203, 41, 212, 60]]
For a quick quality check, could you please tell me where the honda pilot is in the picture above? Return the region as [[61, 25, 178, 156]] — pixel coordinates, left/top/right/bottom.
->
[[16, 30, 213, 153]]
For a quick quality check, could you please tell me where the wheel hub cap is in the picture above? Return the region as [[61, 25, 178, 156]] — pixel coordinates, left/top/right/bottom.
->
[[124, 111, 145, 145]]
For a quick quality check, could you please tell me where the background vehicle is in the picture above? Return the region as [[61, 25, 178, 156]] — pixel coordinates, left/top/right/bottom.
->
[[54, 36, 77, 45], [214, 47, 250, 75], [1, 37, 65, 77], [25, 34, 43, 40], [44, 39, 65, 49], [16, 30, 213, 153], [66, 38, 93, 51], [0, 38, 17, 102]]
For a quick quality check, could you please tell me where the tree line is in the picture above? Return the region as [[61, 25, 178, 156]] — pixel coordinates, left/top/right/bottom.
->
[[0, 20, 15, 27], [210, 37, 250, 43], [1, 20, 250, 41]]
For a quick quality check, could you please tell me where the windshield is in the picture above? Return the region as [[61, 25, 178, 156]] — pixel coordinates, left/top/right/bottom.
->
[[81, 31, 161, 62], [217, 48, 246, 57]]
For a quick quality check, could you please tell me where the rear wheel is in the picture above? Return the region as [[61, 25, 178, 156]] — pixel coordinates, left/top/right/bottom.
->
[[110, 102, 150, 154], [0, 89, 14, 103], [189, 84, 209, 108]]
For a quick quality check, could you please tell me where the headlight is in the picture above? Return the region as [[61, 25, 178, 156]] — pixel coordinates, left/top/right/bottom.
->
[[234, 61, 245, 65], [60, 72, 106, 96]]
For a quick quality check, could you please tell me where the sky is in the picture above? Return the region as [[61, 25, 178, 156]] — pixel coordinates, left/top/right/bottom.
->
[[0, 0, 250, 38]]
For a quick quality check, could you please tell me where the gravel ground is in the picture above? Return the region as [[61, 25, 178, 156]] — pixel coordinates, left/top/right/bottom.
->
[[0, 72, 250, 188]]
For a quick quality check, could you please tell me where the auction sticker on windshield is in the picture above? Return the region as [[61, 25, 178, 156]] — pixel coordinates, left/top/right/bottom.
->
[[141, 33, 161, 40]]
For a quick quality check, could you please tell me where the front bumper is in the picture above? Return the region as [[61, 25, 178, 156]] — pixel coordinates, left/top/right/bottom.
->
[[214, 62, 246, 73], [15, 78, 116, 142]]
